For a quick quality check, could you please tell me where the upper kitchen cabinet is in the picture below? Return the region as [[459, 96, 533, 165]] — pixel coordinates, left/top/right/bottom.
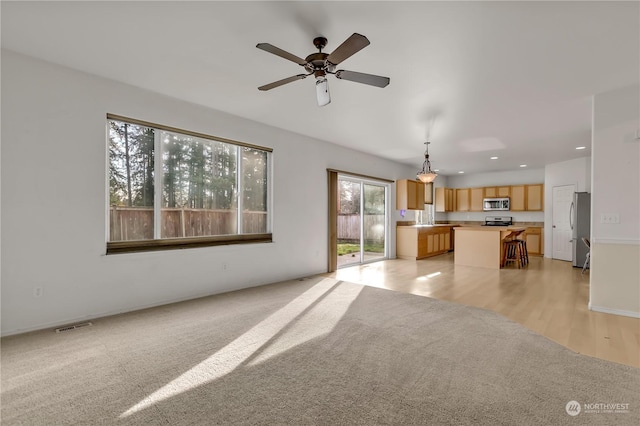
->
[[434, 183, 543, 212], [510, 185, 526, 211], [510, 183, 544, 211], [396, 179, 425, 210], [435, 187, 454, 212], [424, 182, 434, 205], [498, 186, 511, 197], [469, 187, 484, 211], [526, 184, 544, 211], [484, 186, 511, 198], [455, 188, 470, 211]]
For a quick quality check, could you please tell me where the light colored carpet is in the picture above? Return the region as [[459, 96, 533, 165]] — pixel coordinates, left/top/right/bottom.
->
[[1, 276, 639, 425]]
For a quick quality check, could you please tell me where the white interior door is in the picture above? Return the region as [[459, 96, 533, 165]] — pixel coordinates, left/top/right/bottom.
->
[[552, 184, 575, 261]]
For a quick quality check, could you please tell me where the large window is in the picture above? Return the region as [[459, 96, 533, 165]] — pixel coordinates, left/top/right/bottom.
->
[[107, 114, 271, 254]]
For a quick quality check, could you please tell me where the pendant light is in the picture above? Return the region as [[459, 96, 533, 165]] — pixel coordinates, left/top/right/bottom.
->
[[416, 141, 437, 183]]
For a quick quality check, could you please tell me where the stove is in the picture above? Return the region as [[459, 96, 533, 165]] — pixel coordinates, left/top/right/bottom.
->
[[484, 216, 513, 226]]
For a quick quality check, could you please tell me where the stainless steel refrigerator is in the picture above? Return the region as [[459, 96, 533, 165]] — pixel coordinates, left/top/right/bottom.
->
[[571, 192, 591, 268]]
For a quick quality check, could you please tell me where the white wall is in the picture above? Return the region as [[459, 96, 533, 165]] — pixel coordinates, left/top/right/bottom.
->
[[443, 168, 545, 223], [543, 156, 591, 257], [0, 50, 416, 335], [589, 84, 640, 317]]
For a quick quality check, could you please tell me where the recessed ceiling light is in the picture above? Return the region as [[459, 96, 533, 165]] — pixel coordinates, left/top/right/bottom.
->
[[490, 156, 498, 160], [576, 146, 586, 150], [519, 164, 527, 167], [458, 171, 464, 174]]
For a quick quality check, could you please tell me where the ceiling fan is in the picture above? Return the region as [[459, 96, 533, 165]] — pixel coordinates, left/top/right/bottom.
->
[[256, 33, 390, 106]]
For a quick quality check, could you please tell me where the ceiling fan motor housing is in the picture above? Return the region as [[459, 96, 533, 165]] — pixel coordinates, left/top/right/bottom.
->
[[313, 37, 328, 51], [304, 52, 331, 74]]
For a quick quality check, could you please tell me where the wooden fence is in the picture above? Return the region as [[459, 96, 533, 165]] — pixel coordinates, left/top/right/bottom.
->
[[338, 214, 385, 244], [110, 208, 382, 244], [109, 206, 267, 241]]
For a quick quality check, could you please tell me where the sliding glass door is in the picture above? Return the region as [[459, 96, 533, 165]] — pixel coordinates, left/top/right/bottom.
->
[[337, 176, 388, 268]]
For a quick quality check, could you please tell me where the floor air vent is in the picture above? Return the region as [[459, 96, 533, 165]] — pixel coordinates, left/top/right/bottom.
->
[[55, 322, 93, 333]]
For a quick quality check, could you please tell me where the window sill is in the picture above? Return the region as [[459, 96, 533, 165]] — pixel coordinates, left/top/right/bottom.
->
[[106, 234, 272, 255]]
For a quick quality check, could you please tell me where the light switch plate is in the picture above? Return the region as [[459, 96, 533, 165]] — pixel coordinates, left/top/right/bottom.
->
[[601, 213, 620, 224]]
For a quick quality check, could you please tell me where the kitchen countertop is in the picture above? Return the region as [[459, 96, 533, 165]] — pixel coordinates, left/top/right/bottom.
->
[[447, 222, 543, 226], [398, 222, 543, 229], [453, 226, 526, 232], [399, 224, 455, 228]]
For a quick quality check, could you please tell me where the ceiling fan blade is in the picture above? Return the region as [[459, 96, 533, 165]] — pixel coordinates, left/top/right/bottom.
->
[[326, 33, 370, 65], [256, 43, 307, 66], [258, 74, 309, 91], [335, 70, 390, 88]]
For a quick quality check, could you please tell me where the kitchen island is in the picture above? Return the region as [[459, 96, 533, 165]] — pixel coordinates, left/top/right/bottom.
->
[[454, 226, 526, 269], [396, 224, 455, 260]]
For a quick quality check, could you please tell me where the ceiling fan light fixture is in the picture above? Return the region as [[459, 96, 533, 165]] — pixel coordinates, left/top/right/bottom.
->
[[315, 75, 331, 106], [416, 142, 437, 183]]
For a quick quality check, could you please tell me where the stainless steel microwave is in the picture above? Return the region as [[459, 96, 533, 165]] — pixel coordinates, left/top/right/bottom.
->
[[483, 198, 510, 211]]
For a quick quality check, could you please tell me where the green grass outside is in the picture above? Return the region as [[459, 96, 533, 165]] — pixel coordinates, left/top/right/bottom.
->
[[337, 242, 384, 256]]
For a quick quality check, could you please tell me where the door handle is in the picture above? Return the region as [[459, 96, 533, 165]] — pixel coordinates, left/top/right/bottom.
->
[[569, 202, 574, 230]]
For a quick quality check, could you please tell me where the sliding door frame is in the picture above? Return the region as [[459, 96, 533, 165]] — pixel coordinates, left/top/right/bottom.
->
[[327, 169, 392, 272]]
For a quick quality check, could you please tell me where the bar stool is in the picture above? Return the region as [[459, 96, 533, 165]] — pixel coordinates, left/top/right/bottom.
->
[[502, 240, 524, 268], [514, 238, 529, 265], [501, 230, 527, 268]]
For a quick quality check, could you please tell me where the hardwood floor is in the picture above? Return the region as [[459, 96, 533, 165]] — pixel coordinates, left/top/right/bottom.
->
[[329, 253, 640, 368]]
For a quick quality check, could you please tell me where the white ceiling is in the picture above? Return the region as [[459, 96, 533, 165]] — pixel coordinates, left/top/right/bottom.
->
[[2, 1, 638, 175]]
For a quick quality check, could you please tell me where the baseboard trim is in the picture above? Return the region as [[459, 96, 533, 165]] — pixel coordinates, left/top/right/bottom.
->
[[0, 292, 229, 337], [591, 238, 640, 245], [588, 303, 640, 318], [1, 273, 326, 337]]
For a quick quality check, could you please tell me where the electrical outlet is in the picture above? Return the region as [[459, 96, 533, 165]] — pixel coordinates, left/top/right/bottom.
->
[[221, 262, 228, 271], [600, 213, 620, 224], [33, 287, 43, 298]]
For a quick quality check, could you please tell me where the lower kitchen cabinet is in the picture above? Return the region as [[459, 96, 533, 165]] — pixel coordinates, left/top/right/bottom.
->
[[525, 227, 543, 256], [397, 226, 452, 260]]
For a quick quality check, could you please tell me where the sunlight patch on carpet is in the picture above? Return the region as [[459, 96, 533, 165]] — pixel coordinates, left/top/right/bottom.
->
[[247, 280, 362, 366], [120, 278, 356, 418]]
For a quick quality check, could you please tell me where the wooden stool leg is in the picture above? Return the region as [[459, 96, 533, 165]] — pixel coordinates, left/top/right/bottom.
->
[[501, 242, 508, 267], [516, 244, 522, 268]]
